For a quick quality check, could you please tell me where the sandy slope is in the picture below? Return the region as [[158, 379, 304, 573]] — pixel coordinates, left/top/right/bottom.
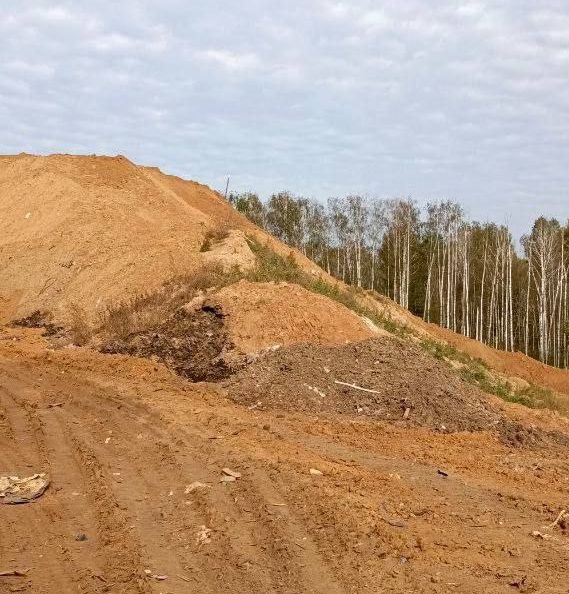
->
[[206, 280, 380, 353], [0, 154, 321, 325]]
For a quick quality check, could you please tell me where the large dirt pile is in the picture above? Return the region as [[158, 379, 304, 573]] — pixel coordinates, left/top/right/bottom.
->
[[0, 154, 207, 322], [2, 152, 568, 399], [225, 336, 549, 445], [0, 154, 312, 325]]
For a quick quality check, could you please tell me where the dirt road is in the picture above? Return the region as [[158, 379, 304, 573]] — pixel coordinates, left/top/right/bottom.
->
[[1, 329, 569, 593]]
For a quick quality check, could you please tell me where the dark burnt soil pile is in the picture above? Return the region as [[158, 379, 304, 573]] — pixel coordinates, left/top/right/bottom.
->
[[101, 305, 233, 381], [225, 337, 544, 442]]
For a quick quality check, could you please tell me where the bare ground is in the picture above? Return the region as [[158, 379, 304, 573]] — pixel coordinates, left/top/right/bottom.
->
[[1, 328, 569, 593]]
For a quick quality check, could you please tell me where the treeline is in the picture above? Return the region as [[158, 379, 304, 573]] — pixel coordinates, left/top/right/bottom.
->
[[229, 191, 569, 368]]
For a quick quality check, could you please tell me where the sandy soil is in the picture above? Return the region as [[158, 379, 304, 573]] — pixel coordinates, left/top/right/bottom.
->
[[0, 154, 327, 326], [1, 328, 569, 594], [206, 280, 380, 353]]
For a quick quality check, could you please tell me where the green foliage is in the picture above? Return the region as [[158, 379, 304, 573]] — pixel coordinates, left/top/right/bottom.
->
[[419, 335, 569, 413], [420, 338, 474, 365], [460, 364, 512, 400], [228, 192, 266, 227], [245, 241, 300, 283], [509, 385, 557, 409]]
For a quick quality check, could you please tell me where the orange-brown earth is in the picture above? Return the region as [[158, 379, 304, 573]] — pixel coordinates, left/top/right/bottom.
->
[[204, 280, 381, 353], [2, 154, 569, 594], [2, 328, 569, 594], [0, 154, 321, 326]]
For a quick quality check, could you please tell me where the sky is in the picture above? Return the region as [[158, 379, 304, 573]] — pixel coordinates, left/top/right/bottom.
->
[[2, 1, 569, 237]]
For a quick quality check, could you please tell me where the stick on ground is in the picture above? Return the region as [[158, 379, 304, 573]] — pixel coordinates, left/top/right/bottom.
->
[[334, 380, 381, 395]]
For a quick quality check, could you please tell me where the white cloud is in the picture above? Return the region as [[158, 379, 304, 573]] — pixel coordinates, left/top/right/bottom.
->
[[29, 6, 73, 22], [1, 0, 569, 236], [196, 49, 261, 71], [357, 9, 392, 32]]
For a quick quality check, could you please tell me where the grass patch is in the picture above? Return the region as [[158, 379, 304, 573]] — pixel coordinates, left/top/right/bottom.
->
[[245, 242, 300, 283], [509, 385, 558, 409], [90, 263, 241, 343], [418, 335, 569, 414], [420, 338, 474, 366], [200, 226, 231, 252], [446, 353, 568, 414], [12, 310, 62, 337], [460, 363, 513, 400]]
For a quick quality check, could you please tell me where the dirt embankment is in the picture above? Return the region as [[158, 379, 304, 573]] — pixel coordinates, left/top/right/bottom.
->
[[204, 280, 381, 353], [2, 153, 569, 401]]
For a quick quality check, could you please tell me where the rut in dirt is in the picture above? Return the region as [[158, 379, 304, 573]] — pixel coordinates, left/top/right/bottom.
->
[[0, 360, 347, 594]]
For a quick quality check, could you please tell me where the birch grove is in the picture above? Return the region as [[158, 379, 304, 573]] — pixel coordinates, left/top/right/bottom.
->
[[229, 192, 569, 368]]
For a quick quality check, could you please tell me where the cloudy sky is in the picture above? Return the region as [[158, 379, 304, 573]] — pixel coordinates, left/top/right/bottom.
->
[[2, 1, 568, 236]]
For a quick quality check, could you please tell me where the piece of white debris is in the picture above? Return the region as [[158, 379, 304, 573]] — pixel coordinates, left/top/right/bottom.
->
[[184, 482, 211, 494], [532, 530, 551, 540], [144, 569, 168, 581], [309, 468, 323, 476], [105, 437, 111, 444], [303, 383, 326, 398], [222, 468, 241, 479], [196, 525, 212, 545], [0, 473, 50, 504]]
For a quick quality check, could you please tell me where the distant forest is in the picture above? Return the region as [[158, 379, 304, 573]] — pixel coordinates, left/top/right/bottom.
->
[[229, 191, 569, 369]]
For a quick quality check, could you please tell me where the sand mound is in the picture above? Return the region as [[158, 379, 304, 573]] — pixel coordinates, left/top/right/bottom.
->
[[0, 154, 268, 325], [203, 280, 381, 353]]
